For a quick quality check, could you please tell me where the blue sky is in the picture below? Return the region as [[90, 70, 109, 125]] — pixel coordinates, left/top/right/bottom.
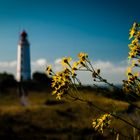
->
[[0, 0, 139, 83]]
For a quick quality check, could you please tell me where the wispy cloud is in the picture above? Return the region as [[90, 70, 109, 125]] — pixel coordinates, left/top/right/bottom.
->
[[31, 58, 48, 73], [0, 60, 17, 75], [32, 58, 48, 66], [0, 59, 49, 77], [0, 60, 17, 67], [0, 58, 128, 84], [53, 59, 128, 84], [91, 60, 127, 84]]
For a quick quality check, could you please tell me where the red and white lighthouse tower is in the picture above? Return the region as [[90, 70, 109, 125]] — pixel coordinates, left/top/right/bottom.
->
[[17, 31, 31, 82]]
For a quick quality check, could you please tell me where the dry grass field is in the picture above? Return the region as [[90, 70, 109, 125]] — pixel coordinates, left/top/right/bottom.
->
[[0, 88, 139, 140]]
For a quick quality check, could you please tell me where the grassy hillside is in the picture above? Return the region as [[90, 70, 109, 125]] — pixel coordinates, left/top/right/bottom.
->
[[0, 89, 139, 140]]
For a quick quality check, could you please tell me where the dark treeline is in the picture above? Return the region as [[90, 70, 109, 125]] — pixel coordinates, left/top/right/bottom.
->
[[0, 72, 138, 102], [0, 72, 17, 93], [0, 72, 52, 94]]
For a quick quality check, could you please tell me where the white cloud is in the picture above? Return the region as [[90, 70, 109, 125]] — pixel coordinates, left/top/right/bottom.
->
[[53, 58, 63, 71], [31, 58, 49, 74], [54, 58, 61, 65], [0, 60, 17, 67], [0, 59, 49, 77], [0, 61, 17, 77], [91, 60, 127, 84], [52, 59, 128, 85], [32, 58, 48, 66], [93, 60, 126, 74], [9, 61, 17, 67], [36, 59, 47, 66], [0, 58, 128, 84]]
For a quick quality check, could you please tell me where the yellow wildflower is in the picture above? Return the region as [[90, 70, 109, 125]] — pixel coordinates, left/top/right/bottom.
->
[[129, 45, 138, 52], [46, 65, 52, 75], [78, 52, 88, 61], [61, 57, 72, 67], [128, 51, 136, 58], [79, 60, 86, 67], [136, 31, 140, 38], [133, 22, 137, 28], [134, 72, 139, 78], [132, 38, 138, 45], [72, 61, 79, 70], [126, 67, 132, 75], [50, 67, 72, 100], [92, 113, 112, 133], [52, 90, 57, 95], [63, 68, 71, 75], [131, 60, 136, 67], [129, 27, 136, 39], [56, 93, 62, 100], [71, 61, 79, 75]]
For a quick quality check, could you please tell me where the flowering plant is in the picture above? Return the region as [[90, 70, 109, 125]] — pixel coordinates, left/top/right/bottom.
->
[[45, 22, 140, 138]]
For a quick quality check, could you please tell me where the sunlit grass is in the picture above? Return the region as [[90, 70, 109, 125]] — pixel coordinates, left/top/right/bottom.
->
[[0, 90, 129, 114], [0, 90, 138, 139]]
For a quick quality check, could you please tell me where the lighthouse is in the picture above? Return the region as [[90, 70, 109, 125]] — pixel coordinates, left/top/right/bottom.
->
[[17, 31, 31, 82]]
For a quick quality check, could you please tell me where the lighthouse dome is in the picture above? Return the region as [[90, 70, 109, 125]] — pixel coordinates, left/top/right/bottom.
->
[[21, 31, 27, 38]]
